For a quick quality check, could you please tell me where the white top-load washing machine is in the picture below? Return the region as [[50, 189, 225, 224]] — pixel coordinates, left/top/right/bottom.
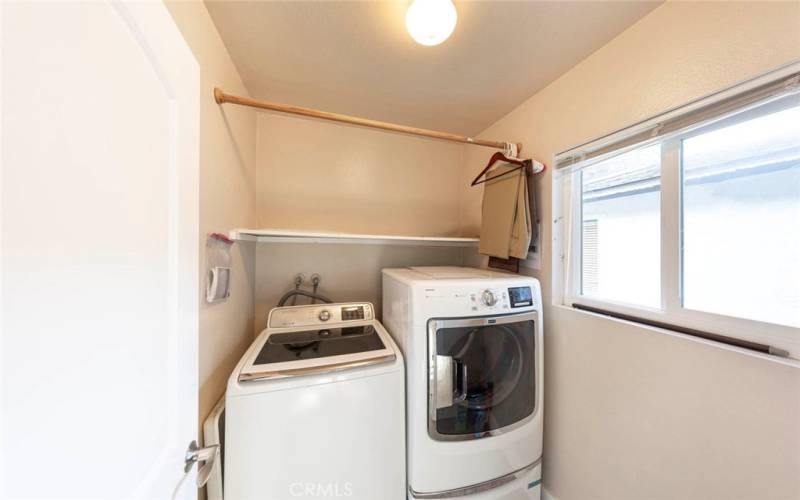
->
[[225, 302, 405, 500], [383, 267, 543, 499]]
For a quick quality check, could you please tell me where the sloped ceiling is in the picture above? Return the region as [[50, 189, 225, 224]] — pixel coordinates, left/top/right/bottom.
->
[[206, 1, 661, 135]]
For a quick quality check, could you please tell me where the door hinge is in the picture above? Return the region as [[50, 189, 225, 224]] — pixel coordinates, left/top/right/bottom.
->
[[184, 440, 220, 488]]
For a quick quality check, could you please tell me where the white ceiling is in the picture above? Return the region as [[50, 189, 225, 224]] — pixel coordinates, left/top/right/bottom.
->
[[206, 1, 661, 135]]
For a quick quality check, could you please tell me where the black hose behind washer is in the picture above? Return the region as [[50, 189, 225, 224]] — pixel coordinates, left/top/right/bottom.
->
[[277, 289, 333, 307]]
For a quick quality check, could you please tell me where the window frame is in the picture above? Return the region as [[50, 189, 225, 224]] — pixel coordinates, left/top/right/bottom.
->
[[554, 65, 800, 360]]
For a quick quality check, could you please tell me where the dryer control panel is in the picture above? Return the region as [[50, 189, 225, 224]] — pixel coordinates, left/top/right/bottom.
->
[[467, 286, 536, 311], [469, 288, 510, 311], [417, 282, 539, 319], [268, 302, 375, 328], [508, 286, 534, 308]]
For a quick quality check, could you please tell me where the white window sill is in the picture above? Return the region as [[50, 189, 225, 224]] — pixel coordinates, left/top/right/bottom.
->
[[551, 303, 800, 369]]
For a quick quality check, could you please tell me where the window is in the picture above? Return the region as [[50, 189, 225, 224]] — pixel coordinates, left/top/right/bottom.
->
[[580, 145, 661, 308], [682, 104, 800, 328], [556, 65, 800, 359]]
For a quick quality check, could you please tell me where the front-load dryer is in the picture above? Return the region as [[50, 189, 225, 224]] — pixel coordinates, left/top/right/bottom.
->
[[382, 267, 543, 499], [225, 302, 405, 500]]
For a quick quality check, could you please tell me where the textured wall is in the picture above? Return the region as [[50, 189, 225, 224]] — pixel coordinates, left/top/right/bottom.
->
[[256, 112, 464, 237], [253, 243, 468, 336], [460, 2, 800, 499]]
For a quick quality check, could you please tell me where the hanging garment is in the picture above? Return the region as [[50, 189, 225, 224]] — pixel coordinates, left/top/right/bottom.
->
[[526, 166, 539, 250], [509, 168, 532, 258], [479, 163, 532, 259]]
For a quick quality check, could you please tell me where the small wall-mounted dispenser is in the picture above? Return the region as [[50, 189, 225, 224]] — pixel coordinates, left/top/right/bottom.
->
[[206, 233, 234, 303], [207, 266, 231, 303]]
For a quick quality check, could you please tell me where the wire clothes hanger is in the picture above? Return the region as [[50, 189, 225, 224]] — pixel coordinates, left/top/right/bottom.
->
[[470, 143, 545, 187]]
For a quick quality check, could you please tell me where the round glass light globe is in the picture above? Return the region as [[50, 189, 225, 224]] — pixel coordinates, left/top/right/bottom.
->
[[405, 0, 457, 47]]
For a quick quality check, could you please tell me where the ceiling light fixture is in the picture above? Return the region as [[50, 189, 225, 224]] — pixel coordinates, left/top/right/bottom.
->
[[405, 0, 457, 47]]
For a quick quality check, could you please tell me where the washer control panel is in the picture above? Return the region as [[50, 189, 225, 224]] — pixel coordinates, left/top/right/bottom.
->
[[340, 305, 366, 321], [269, 302, 374, 328]]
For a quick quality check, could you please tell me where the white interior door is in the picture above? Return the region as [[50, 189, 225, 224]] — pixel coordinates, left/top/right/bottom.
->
[[1, 1, 199, 498]]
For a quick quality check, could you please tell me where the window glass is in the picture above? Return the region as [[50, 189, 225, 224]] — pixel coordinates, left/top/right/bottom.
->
[[433, 320, 535, 438], [682, 102, 800, 327], [581, 144, 661, 308]]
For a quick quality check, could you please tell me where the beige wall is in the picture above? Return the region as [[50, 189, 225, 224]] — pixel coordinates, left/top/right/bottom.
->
[[256, 113, 464, 236], [253, 244, 467, 335], [166, 1, 257, 430], [461, 2, 800, 499]]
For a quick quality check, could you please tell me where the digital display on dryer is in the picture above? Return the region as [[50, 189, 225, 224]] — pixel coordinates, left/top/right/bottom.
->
[[508, 286, 533, 308]]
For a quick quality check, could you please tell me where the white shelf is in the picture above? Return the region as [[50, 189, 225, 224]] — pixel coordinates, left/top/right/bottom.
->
[[229, 228, 480, 247]]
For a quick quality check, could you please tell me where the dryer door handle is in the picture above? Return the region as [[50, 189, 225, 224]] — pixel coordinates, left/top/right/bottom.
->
[[435, 355, 454, 409], [453, 359, 468, 404]]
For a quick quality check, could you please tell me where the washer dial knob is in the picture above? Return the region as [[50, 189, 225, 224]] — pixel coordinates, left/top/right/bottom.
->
[[318, 309, 331, 322], [481, 290, 498, 306]]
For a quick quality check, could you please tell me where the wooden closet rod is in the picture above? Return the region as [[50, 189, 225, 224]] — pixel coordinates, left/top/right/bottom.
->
[[214, 88, 520, 152]]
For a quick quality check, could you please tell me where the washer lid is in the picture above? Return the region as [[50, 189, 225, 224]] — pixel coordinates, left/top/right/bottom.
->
[[239, 322, 396, 381], [256, 325, 384, 364]]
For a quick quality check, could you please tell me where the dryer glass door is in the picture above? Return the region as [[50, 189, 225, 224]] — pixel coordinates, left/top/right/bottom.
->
[[428, 312, 537, 441]]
